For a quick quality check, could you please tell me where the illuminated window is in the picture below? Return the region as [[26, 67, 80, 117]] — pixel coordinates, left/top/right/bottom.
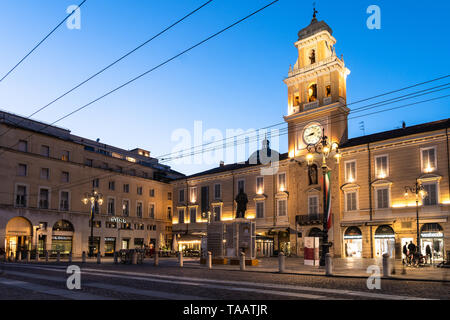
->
[[189, 187, 197, 203], [61, 150, 70, 161], [421, 147, 436, 173], [278, 173, 286, 191], [345, 161, 356, 183], [375, 155, 389, 178], [122, 200, 130, 217], [256, 177, 264, 194], [308, 84, 317, 102], [326, 85, 331, 97]]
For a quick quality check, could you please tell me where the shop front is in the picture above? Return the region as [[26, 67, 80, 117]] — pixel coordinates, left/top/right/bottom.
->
[[344, 226, 362, 258], [5, 217, 32, 258], [104, 237, 116, 256], [420, 223, 445, 263], [134, 238, 144, 249], [374, 225, 395, 258], [52, 220, 74, 255], [177, 234, 202, 256], [256, 235, 274, 257], [121, 238, 130, 250]]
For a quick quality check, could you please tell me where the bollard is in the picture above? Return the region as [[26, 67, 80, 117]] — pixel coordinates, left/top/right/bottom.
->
[[45, 250, 49, 262], [82, 251, 86, 264], [26, 251, 31, 263], [114, 252, 118, 264], [97, 251, 101, 264], [17, 251, 21, 262], [132, 251, 137, 265], [9, 252, 15, 262], [240, 252, 246, 271], [179, 251, 184, 267], [325, 253, 333, 276], [154, 251, 159, 266], [207, 251, 212, 270], [278, 252, 286, 273], [382, 253, 390, 277], [68, 252, 72, 263], [35, 251, 40, 262], [56, 251, 61, 263]]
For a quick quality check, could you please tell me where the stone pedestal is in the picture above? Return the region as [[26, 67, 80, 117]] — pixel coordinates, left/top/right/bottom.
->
[[206, 219, 257, 264]]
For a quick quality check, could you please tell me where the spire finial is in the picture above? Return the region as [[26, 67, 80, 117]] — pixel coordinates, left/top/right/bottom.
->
[[312, 2, 318, 19]]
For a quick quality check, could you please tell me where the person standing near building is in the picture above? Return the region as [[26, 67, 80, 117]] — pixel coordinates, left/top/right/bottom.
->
[[402, 243, 408, 264], [425, 244, 432, 264]]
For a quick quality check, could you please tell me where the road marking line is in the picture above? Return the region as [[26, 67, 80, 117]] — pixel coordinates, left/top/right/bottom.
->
[[0, 278, 110, 300], [2, 264, 431, 300], [3, 266, 327, 300]]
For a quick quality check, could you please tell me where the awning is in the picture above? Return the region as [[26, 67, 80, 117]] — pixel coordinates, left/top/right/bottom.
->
[[176, 234, 203, 243]]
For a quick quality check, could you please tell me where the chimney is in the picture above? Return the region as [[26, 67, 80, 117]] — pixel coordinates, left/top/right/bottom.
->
[[220, 161, 224, 167], [402, 121, 406, 129]]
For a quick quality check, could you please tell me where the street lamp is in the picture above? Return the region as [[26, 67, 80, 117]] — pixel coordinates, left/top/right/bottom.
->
[[305, 129, 340, 267], [82, 190, 103, 257], [404, 180, 428, 254]]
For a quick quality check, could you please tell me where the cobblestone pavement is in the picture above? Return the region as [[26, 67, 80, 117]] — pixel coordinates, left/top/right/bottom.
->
[[0, 259, 448, 300]]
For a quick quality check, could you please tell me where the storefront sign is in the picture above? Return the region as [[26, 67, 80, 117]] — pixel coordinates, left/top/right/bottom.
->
[[52, 236, 72, 241], [421, 232, 443, 238], [105, 237, 116, 242], [110, 217, 127, 224]]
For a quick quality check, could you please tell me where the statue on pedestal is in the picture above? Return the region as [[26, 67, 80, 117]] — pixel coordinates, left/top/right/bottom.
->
[[235, 189, 248, 219]]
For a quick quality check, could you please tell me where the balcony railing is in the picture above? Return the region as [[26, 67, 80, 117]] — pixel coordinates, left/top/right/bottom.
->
[[296, 214, 324, 225]]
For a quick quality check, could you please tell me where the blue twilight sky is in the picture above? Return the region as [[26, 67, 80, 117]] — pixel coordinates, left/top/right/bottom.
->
[[0, 0, 449, 175]]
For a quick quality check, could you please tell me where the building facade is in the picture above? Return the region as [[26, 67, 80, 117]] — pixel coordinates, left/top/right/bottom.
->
[[171, 15, 450, 261], [0, 111, 183, 257], [1, 14, 449, 262]]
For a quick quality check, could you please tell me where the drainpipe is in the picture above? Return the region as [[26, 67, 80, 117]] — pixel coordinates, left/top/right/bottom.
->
[[368, 143, 374, 258]]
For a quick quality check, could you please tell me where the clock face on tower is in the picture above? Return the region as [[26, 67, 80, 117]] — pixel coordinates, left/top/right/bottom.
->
[[303, 123, 322, 145]]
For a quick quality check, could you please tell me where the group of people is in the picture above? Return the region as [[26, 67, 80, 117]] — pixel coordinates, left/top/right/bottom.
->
[[402, 241, 433, 265]]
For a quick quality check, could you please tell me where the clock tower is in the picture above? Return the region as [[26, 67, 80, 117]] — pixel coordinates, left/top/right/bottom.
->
[[284, 11, 350, 158]]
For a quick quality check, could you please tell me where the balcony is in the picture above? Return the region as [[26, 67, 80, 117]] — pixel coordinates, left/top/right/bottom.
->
[[296, 214, 324, 226]]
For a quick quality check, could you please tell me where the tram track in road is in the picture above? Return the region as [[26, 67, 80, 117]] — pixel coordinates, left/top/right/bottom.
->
[[0, 263, 435, 300]]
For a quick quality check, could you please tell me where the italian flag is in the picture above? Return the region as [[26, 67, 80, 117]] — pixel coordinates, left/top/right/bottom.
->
[[324, 171, 332, 229]]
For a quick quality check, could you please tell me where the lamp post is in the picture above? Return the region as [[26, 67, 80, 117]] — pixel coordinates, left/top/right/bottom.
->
[[82, 190, 103, 257], [404, 179, 428, 254], [305, 129, 340, 267]]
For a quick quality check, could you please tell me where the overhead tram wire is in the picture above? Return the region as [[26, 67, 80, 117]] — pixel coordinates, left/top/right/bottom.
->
[[0, 0, 215, 138], [5, 78, 442, 196], [0, 0, 281, 160], [159, 93, 450, 163], [0, 0, 88, 84], [154, 81, 450, 161], [154, 75, 450, 160], [6, 89, 449, 198]]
